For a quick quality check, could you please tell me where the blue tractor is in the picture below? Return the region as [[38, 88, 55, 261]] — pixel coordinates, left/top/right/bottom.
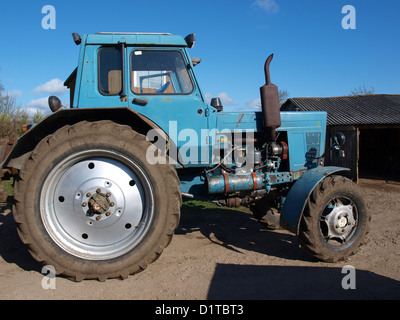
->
[[0, 32, 369, 281]]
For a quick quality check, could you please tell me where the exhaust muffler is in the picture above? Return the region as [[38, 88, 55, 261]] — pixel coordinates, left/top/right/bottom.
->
[[260, 54, 281, 141]]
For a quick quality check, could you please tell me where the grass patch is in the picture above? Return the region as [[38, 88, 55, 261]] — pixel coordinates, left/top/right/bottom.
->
[[0, 178, 13, 197], [182, 199, 249, 213], [183, 200, 220, 210]]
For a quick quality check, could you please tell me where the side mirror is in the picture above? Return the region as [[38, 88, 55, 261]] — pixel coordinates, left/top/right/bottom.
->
[[48, 96, 62, 112], [332, 132, 346, 158], [190, 57, 202, 67], [211, 97, 223, 112], [184, 33, 196, 49], [72, 33, 82, 45], [333, 132, 346, 147]]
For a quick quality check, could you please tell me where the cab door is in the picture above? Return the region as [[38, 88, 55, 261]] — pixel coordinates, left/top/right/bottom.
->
[[127, 47, 210, 166], [79, 45, 128, 109]]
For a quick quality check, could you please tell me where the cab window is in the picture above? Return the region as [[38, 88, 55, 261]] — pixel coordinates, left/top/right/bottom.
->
[[98, 47, 122, 95], [130, 50, 193, 95]]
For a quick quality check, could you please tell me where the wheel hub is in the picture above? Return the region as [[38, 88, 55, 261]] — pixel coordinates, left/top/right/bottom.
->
[[324, 202, 356, 241], [77, 179, 121, 223], [337, 215, 348, 228], [85, 189, 112, 219]]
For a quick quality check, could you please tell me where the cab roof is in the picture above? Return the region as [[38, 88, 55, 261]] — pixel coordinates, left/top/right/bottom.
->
[[85, 32, 188, 47]]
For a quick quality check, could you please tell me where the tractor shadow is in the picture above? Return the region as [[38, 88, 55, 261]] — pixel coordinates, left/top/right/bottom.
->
[[206, 263, 400, 299], [178, 200, 400, 300], [0, 199, 43, 273], [177, 200, 314, 262]]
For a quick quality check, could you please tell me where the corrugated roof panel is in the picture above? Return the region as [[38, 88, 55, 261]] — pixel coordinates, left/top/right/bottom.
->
[[282, 95, 400, 126]]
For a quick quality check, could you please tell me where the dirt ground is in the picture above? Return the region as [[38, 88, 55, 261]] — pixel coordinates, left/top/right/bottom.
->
[[0, 178, 399, 300]]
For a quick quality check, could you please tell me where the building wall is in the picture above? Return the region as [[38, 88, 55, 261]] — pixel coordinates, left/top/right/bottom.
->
[[281, 98, 400, 182], [325, 126, 359, 182]]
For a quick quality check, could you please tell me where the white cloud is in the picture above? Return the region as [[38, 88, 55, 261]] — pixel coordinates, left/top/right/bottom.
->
[[204, 92, 213, 104], [246, 98, 262, 111], [217, 92, 235, 105], [252, 0, 279, 14], [25, 96, 69, 114], [32, 78, 67, 95], [25, 97, 50, 112], [6, 89, 22, 97], [24, 107, 44, 116], [204, 92, 235, 106]]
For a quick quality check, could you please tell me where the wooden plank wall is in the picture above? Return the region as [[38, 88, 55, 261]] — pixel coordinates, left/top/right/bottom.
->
[[324, 126, 359, 183]]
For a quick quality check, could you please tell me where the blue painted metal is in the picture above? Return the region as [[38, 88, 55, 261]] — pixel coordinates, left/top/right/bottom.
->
[[206, 171, 264, 194], [280, 166, 350, 234], [73, 33, 328, 172], [78, 44, 129, 109], [86, 33, 188, 47], [265, 171, 294, 188], [73, 34, 87, 108], [280, 111, 327, 172], [213, 111, 326, 172], [214, 112, 262, 132], [76, 39, 210, 167], [2, 32, 340, 211], [178, 172, 206, 195]]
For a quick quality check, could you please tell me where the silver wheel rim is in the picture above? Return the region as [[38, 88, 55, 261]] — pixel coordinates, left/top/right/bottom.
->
[[320, 196, 358, 247], [40, 149, 154, 260]]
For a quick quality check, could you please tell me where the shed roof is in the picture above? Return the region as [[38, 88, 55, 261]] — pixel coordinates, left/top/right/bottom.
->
[[281, 94, 400, 126]]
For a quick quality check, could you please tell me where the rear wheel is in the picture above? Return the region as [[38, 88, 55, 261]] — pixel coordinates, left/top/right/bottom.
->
[[298, 175, 369, 262], [13, 121, 181, 281]]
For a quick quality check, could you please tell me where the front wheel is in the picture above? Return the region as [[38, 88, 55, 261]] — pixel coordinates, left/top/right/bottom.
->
[[13, 121, 181, 281], [298, 175, 369, 262]]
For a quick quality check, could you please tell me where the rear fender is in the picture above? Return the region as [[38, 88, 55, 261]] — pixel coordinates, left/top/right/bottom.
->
[[281, 166, 350, 234], [0, 107, 173, 177]]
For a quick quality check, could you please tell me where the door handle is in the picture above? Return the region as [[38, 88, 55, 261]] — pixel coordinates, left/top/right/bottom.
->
[[132, 98, 148, 106], [197, 107, 209, 117]]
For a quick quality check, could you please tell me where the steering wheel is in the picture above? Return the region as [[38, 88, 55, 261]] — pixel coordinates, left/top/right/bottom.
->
[[155, 81, 171, 93]]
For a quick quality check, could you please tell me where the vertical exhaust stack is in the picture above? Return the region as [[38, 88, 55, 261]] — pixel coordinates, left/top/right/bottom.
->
[[260, 54, 281, 141]]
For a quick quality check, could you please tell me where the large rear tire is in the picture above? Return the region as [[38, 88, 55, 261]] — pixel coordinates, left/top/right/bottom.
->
[[13, 121, 181, 281], [298, 175, 369, 262]]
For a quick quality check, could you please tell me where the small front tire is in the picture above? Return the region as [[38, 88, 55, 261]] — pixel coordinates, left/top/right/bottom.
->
[[298, 175, 369, 262]]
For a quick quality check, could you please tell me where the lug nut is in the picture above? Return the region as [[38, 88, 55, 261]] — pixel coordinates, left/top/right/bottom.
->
[[96, 188, 101, 193], [82, 202, 87, 207], [106, 192, 111, 197], [86, 192, 91, 197], [96, 215, 101, 221], [105, 211, 111, 216], [110, 202, 114, 207]]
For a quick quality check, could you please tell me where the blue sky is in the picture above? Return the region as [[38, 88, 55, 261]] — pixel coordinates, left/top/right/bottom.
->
[[0, 0, 399, 113]]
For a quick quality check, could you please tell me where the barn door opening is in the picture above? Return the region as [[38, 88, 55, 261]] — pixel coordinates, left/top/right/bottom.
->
[[359, 128, 400, 181]]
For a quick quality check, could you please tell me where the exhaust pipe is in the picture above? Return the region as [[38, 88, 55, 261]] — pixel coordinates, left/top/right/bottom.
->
[[260, 54, 281, 141]]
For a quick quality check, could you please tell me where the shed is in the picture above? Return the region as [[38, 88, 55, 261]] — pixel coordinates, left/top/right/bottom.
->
[[281, 94, 400, 182]]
